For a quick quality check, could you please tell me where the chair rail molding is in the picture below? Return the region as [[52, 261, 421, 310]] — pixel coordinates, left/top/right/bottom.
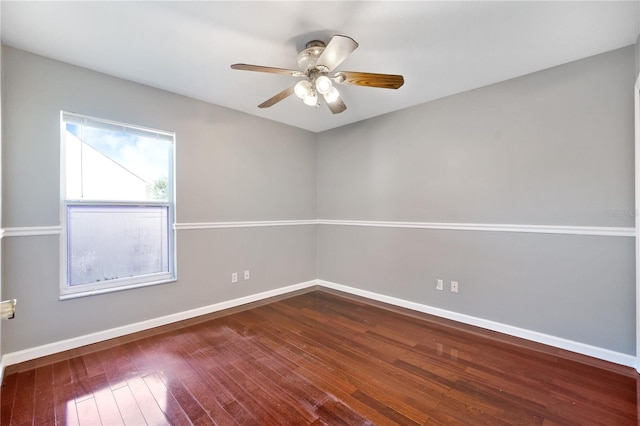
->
[[174, 220, 316, 230], [3, 221, 634, 237], [317, 220, 635, 237], [3, 226, 62, 237]]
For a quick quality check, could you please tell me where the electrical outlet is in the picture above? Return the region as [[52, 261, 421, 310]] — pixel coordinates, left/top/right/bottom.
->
[[451, 281, 459, 293], [244, 270, 250, 280], [232, 272, 238, 283], [436, 279, 443, 291]]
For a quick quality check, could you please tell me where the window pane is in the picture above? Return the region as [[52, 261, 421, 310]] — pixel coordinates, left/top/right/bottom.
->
[[67, 205, 169, 286], [65, 123, 171, 201]]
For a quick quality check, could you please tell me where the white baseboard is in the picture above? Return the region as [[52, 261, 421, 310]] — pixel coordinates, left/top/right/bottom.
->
[[2, 278, 635, 369], [1, 280, 317, 368], [317, 280, 636, 368]]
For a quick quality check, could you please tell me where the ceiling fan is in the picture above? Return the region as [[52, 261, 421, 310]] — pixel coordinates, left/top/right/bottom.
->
[[230, 35, 404, 114]]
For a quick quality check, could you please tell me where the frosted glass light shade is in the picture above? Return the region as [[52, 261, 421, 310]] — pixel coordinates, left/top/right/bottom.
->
[[324, 86, 340, 103], [294, 80, 312, 99], [315, 76, 332, 94], [303, 90, 318, 106]]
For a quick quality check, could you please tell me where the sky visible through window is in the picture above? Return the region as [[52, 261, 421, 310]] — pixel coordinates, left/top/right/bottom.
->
[[66, 122, 169, 187]]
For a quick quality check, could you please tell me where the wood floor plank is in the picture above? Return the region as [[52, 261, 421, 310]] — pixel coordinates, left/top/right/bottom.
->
[[33, 364, 55, 425], [221, 324, 332, 420], [158, 369, 210, 424], [256, 305, 440, 420], [121, 340, 156, 377], [110, 343, 139, 376], [183, 351, 255, 424], [92, 386, 125, 426], [249, 316, 433, 423], [82, 351, 106, 378], [180, 374, 237, 426], [351, 389, 421, 426], [142, 373, 193, 425], [124, 376, 170, 425], [549, 374, 636, 416], [96, 347, 130, 391], [212, 335, 314, 415], [112, 384, 147, 425], [230, 319, 402, 424], [2, 290, 638, 425], [76, 397, 102, 425], [53, 383, 79, 426], [68, 355, 89, 382], [10, 370, 35, 425], [315, 398, 372, 426], [0, 368, 18, 425]]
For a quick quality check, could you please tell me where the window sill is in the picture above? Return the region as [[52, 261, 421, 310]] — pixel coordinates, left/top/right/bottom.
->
[[59, 277, 176, 300]]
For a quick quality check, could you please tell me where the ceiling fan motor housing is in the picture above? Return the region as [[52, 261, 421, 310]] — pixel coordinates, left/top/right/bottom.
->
[[297, 40, 327, 72]]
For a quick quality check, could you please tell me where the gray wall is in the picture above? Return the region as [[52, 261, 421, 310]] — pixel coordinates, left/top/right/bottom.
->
[[2, 44, 636, 358], [317, 46, 637, 354], [636, 33, 640, 76], [1, 46, 316, 353]]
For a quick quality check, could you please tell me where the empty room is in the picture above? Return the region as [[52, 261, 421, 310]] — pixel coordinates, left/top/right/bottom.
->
[[1, 1, 640, 424]]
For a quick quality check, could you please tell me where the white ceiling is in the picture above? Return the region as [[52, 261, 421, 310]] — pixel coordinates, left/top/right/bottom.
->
[[2, 1, 639, 133]]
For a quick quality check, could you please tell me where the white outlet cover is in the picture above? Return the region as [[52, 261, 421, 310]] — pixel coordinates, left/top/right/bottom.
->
[[436, 279, 444, 290], [232, 273, 238, 283], [244, 270, 250, 280]]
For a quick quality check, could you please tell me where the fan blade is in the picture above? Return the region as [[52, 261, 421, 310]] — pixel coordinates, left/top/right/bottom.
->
[[258, 86, 295, 108], [316, 35, 358, 72], [231, 63, 304, 77], [333, 71, 404, 89], [323, 93, 347, 114]]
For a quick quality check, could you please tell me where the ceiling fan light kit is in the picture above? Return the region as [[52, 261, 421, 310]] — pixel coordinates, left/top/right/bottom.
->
[[231, 35, 404, 114], [302, 87, 319, 106], [294, 80, 312, 98], [315, 76, 332, 94]]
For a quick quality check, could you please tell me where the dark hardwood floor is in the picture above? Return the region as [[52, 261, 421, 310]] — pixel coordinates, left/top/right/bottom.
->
[[1, 289, 638, 425]]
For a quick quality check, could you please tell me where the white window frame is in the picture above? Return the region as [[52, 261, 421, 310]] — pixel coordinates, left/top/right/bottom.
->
[[59, 111, 176, 299]]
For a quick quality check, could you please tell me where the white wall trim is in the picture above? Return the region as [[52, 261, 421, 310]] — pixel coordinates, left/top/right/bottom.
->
[[3, 221, 634, 237], [3, 226, 62, 237], [175, 220, 317, 230], [317, 220, 635, 237], [1, 280, 317, 367], [317, 280, 636, 368]]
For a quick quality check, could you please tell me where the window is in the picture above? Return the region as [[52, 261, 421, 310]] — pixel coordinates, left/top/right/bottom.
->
[[60, 112, 175, 298]]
